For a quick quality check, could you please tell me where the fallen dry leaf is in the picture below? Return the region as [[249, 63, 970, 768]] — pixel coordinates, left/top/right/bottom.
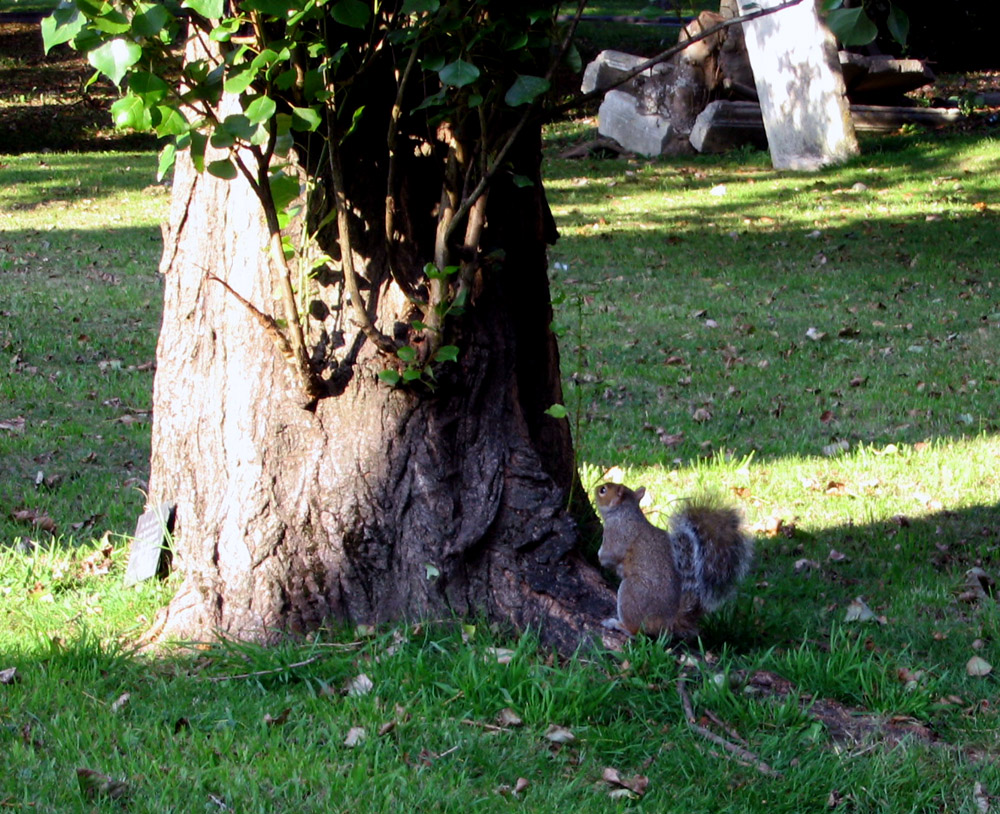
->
[[0, 416, 25, 432], [344, 726, 366, 747], [11, 508, 57, 534], [497, 708, 523, 728], [110, 692, 131, 713], [543, 724, 576, 744], [794, 558, 821, 574], [345, 673, 374, 697], [264, 708, 291, 727], [602, 767, 649, 797], [485, 647, 515, 665], [966, 656, 993, 678], [0, 667, 19, 684], [844, 597, 885, 624]]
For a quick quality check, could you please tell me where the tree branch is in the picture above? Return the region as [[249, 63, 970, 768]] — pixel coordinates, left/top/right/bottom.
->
[[328, 149, 398, 355], [676, 673, 783, 778], [385, 43, 421, 299]]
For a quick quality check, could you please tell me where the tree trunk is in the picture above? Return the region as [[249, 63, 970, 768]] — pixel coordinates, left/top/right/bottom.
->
[[146, 104, 618, 654]]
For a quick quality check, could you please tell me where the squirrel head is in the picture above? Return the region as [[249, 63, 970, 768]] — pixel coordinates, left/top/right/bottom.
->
[[594, 482, 645, 515]]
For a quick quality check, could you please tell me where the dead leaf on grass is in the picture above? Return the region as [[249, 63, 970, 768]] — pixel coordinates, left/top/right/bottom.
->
[[966, 656, 993, 678], [602, 767, 649, 798], [345, 673, 374, 697], [343, 726, 366, 747], [264, 708, 291, 727], [11, 508, 57, 534], [0, 666, 19, 684], [795, 558, 820, 574], [497, 707, 523, 728], [544, 724, 576, 744], [485, 647, 515, 665], [0, 416, 25, 432], [958, 568, 996, 604], [110, 692, 131, 713], [844, 597, 885, 625]]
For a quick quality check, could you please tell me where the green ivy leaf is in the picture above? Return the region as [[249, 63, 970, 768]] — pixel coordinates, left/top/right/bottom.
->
[[332, 0, 370, 28], [564, 42, 582, 74], [91, 9, 132, 34], [544, 404, 568, 419], [157, 142, 176, 181], [291, 106, 322, 131], [402, 368, 423, 382], [511, 174, 533, 188], [378, 369, 401, 386], [825, 7, 878, 46], [110, 94, 151, 130], [219, 113, 256, 142], [439, 59, 479, 88], [41, 2, 85, 54], [245, 94, 277, 124], [397, 345, 418, 363], [505, 75, 549, 107], [132, 1, 172, 37], [87, 38, 142, 86], [244, 0, 294, 14], [188, 130, 208, 173], [401, 0, 439, 12], [207, 159, 238, 179], [886, 3, 908, 45], [224, 64, 258, 94], [129, 71, 169, 104], [152, 105, 188, 136], [182, 0, 224, 20], [432, 345, 459, 363], [269, 172, 301, 214]]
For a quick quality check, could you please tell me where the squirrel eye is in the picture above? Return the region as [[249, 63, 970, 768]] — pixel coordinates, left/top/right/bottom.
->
[[598, 485, 607, 495]]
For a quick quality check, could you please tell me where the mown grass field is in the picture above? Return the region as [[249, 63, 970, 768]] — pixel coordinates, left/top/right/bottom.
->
[[3, 5, 1000, 805], [3, 129, 1000, 811]]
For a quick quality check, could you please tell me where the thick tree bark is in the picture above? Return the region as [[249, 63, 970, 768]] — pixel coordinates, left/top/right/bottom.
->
[[145, 99, 619, 653]]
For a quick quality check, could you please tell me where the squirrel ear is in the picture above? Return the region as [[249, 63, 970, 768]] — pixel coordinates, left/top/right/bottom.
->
[[634, 487, 646, 501]]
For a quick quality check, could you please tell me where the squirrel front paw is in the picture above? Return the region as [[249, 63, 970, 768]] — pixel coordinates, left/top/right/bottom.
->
[[602, 617, 631, 635]]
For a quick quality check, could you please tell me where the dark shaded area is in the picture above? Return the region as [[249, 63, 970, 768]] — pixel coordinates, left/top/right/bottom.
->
[[0, 18, 157, 153]]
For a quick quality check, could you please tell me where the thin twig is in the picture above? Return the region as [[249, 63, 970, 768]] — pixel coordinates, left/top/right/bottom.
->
[[676, 673, 783, 778], [203, 654, 324, 682], [385, 43, 421, 298], [207, 274, 296, 364], [460, 719, 508, 733], [327, 148, 397, 354], [550, 0, 806, 117]]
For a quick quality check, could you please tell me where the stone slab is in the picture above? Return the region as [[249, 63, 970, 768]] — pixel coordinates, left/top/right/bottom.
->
[[691, 100, 963, 153], [582, 49, 672, 95], [840, 52, 935, 101], [123, 501, 175, 587], [597, 89, 675, 157], [738, 0, 858, 170]]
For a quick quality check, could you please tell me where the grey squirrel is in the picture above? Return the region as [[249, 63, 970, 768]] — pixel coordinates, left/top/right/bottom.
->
[[595, 482, 753, 638]]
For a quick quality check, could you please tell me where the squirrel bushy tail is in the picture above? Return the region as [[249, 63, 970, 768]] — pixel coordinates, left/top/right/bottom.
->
[[670, 501, 753, 613]]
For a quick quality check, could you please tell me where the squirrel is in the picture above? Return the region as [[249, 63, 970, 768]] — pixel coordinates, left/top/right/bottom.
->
[[595, 482, 753, 638]]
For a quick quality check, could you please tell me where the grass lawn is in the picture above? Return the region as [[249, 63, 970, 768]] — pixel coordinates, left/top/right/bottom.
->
[[2, 2, 1000, 796], [3, 129, 1000, 811]]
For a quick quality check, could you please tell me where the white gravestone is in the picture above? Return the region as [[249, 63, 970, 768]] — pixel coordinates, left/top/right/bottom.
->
[[739, 0, 858, 170]]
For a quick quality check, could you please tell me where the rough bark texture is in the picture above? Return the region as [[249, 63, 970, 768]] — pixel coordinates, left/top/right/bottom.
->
[[146, 88, 620, 654]]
